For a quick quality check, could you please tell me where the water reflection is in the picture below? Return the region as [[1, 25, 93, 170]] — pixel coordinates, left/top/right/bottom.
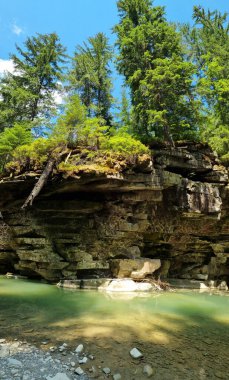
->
[[0, 277, 228, 379]]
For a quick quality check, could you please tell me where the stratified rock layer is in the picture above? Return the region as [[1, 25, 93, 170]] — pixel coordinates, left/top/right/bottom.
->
[[0, 144, 228, 282]]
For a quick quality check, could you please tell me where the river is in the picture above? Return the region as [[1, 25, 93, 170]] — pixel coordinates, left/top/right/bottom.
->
[[0, 276, 228, 379]]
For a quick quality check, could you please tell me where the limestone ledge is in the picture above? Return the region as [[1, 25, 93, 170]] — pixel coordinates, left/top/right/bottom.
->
[[0, 144, 228, 283]]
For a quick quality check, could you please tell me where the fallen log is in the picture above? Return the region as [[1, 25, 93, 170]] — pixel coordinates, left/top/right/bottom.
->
[[21, 158, 56, 209]]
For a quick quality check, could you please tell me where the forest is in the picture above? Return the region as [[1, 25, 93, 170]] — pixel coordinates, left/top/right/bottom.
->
[[0, 0, 228, 176]]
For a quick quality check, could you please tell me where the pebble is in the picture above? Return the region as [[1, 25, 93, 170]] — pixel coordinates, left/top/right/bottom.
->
[[75, 366, 84, 375], [143, 364, 154, 377], [70, 361, 76, 367], [130, 348, 143, 359], [1, 340, 89, 380], [89, 366, 97, 374], [22, 375, 30, 380], [46, 373, 71, 380], [0, 339, 6, 343], [11, 368, 19, 375], [113, 374, 122, 380], [103, 367, 111, 375], [79, 356, 88, 364], [75, 344, 84, 354], [8, 358, 23, 367]]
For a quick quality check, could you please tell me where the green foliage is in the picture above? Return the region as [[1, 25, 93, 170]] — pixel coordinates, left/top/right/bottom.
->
[[101, 132, 149, 155], [5, 135, 66, 174], [1, 4, 228, 173], [114, 0, 199, 143], [0, 123, 32, 170], [52, 94, 108, 149], [0, 33, 66, 132], [69, 32, 113, 125], [53, 94, 87, 147], [200, 116, 229, 160], [116, 88, 132, 132], [181, 7, 229, 157]]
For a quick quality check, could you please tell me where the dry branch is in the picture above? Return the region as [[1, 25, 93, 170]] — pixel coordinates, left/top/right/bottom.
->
[[21, 158, 56, 209]]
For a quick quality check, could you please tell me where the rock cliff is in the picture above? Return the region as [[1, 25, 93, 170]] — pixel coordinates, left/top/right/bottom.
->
[[0, 143, 228, 283]]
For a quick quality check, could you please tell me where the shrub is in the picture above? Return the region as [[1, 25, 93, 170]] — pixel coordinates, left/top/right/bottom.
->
[[101, 133, 149, 155]]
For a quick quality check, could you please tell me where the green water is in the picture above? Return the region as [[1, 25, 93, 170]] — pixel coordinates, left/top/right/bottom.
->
[[0, 276, 229, 379]]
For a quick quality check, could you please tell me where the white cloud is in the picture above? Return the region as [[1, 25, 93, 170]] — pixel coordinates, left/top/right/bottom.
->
[[0, 59, 65, 105], [11, 23, 23, 36], [0, 59, 15, 76]]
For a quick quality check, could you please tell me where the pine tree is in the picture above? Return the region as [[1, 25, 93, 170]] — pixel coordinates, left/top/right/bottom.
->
[[0, 33, 66, 132], [69, 33, 113, 125], [114, 0, 199, 143], [181, 7, 229, 157]]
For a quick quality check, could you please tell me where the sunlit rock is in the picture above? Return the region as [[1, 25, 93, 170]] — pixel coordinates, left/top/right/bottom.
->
[[110, 259, 161, 279], [130, 348, 143, 359]]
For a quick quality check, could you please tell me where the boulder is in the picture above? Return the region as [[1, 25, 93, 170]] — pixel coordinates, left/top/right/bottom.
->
[[110, 259, 161, 279]]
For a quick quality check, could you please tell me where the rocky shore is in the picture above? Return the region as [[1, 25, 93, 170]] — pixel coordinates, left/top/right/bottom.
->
[[0, 339, 90, 380], [0, 339, 156, 380]]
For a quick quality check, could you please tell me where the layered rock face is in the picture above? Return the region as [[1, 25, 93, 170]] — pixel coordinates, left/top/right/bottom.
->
[[0, 144, 228, 282]]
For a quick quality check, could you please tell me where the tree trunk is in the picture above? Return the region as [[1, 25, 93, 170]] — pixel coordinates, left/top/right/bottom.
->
[[21, 158, 55, 209], [163, 124, 175, 148]]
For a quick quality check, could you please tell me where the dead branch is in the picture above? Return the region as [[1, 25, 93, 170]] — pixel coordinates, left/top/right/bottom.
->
[[21, 157, 56, 209]]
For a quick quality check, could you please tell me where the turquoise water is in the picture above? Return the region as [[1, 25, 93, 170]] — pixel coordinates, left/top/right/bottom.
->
[[0, 276, 228, 379]]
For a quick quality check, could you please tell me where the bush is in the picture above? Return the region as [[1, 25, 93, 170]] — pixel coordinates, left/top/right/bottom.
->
[[101, 133, 149, 155]]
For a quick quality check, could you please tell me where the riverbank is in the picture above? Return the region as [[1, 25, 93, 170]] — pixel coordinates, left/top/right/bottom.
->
[[0, 339, 90, 380]]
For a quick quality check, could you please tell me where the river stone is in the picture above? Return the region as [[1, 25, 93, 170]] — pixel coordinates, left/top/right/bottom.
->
[[8, 358, 23, 367], [103, 367, 111, 375], [218, 281, 228, 291], [136, 282, 153, 291], [75, 367, 84, 375], [79, 356, 88, 364], [130, 348, 143, 359], [113, 374, 122, 380], [143, 364, 154, 377], [46, 374, 71, 380], [103, 279, 138, 292], [75, 344, 84, 353]]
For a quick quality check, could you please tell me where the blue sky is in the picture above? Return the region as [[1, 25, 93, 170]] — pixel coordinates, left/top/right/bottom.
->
[[0, 0, 228, 100], [0, 0, 228, 59]]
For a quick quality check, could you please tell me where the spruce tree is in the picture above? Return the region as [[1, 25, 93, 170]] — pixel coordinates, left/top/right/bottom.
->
[[182, 7, 229, 159], [69, 33, 113, 125], [0, 33, 66, 132], [114, 0, 199, 143]]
